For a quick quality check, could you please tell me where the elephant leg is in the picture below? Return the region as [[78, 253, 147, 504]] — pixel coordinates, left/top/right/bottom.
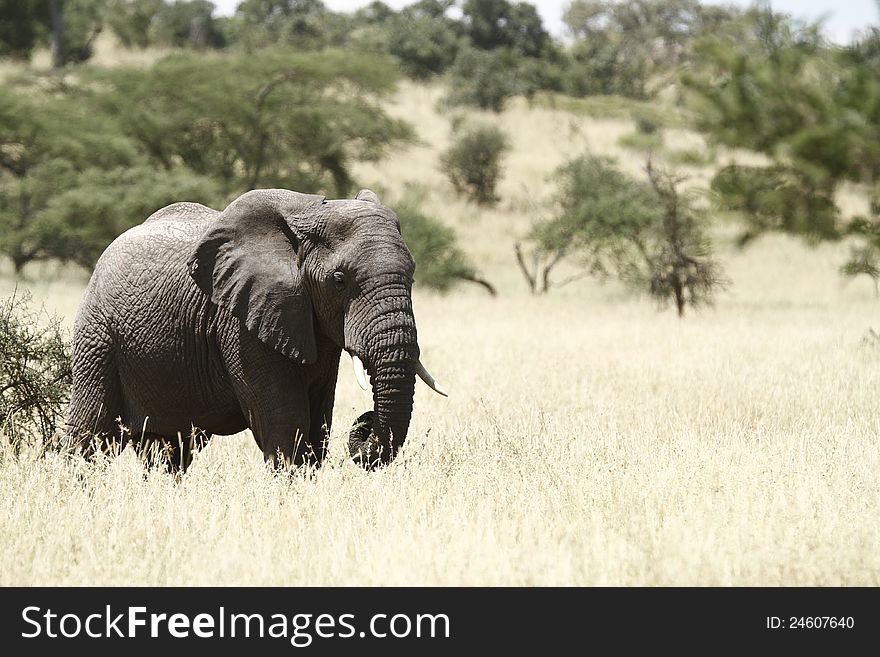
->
[[305, 381, 337, 468], [65, 340, 125, 458], [238, 380, 312, 469], [232, 337, 315, 469], [251, 416, 311, 469], [132, 430, 210, 474]]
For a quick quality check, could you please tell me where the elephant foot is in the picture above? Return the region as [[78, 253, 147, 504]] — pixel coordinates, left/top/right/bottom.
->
[[348, 411, 395, 470]]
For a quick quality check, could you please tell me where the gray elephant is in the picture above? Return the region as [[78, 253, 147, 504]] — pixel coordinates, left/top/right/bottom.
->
[[65, 188, 447, 471]]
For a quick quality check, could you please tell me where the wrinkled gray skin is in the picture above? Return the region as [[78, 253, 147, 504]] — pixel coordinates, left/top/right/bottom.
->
[[65, 188, 420, 471]]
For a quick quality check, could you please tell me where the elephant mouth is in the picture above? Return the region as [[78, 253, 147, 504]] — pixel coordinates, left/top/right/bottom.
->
[[345, 349, 447, 398]]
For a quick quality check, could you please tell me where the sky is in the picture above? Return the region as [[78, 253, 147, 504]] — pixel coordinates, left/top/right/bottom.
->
[[211, 0, 878, 44]]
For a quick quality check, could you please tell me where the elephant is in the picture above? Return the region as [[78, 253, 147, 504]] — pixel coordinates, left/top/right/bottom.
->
[[64, 188, 447, 472]]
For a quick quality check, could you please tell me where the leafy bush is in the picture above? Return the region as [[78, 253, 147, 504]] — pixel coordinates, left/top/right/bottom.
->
[[0, 291, 72, 451], [461, 0, 550, 58], [395, 201, 495, 295], [560, 35, 650, 99], [440, 123, 509, 205], [634, 112, 660, 135], [228, 0, 331, 51], [560, 0, 732, 99]]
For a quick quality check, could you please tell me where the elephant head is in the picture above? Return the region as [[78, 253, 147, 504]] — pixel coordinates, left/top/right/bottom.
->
[[187, 188, 445, 468]]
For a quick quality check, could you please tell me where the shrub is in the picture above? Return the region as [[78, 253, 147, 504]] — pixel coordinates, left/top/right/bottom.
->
[[440, 123, 509, 205], [0, 290, 72, 452]]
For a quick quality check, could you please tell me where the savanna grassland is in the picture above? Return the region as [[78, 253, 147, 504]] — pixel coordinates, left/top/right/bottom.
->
[[1, 46, 879, 586]]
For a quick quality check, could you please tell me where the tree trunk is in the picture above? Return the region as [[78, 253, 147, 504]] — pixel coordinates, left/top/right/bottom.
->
[[514, 242, 537, 294], [12, 252, 30, 276], [674, 283, 685, 317], [47, 0, 65, 69]]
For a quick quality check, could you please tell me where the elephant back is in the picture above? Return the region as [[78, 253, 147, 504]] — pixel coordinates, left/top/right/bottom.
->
[[144, 202, 219, 225]]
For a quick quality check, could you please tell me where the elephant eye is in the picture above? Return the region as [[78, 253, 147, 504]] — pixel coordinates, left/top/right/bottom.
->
[[332, 271, 346, 291]]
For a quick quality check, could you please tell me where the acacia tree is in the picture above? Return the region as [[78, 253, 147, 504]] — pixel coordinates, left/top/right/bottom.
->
[[0, 84, 219, 272], [94, 50, 413, 196], [517, 155, 723, 316]]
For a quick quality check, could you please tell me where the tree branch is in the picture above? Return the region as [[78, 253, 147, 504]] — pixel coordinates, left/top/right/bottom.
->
[[458, 273, 497, 296], [514, 241, 537, 294]]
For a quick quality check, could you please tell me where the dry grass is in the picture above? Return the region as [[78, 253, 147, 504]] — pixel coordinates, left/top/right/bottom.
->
[[1, 77, 879, 586]]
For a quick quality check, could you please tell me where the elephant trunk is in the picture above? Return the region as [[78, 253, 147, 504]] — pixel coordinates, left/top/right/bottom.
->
[[369, 353, 417, 463], [348, 282, 418, 469]]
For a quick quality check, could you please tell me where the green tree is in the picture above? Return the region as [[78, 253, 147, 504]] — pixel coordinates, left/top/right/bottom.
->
[[385, 0, 461, 79], [35, 165, 221, 267], [561, 0, 742, 98], [58, 0, 106, 64], [150, 0, 225, 49], [440, 122, 509, 204], [841, 197, 880, 294], [93, 50, 413, 196], [0, 0, 49, 61], [0, 84, 219, 271], [231, 0, 334, 50], [517, 155, 723, 315], [684, 4, 880, 246], [0, 0, 104, 66], [839, 21, 880, 290], [462, 0, 549, 57], [0, 86, 134, 272], [105, 0, 163, 48]]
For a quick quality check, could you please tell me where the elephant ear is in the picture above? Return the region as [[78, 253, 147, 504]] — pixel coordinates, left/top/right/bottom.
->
[[187, 189, 325, 365], [354, 188, 401, 233], [355, 189, 381, 204]]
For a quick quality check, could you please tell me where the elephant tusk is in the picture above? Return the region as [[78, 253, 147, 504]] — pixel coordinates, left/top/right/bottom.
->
[[416, 360, 448, 397], [352, 354, 369, 391]]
